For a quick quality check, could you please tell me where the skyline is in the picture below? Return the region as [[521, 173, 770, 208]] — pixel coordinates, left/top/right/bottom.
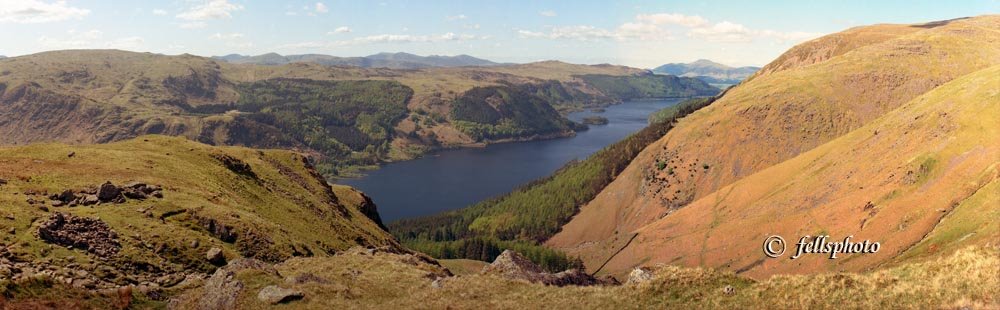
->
[[0, 0, 996, 68]]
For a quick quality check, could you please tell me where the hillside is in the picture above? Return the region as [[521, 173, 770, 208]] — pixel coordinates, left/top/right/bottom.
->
[[0, 135, 396, 293], [216, 52, 502, 69], [0, 50, 716, 177], [548, 15, 1000, 277], [652, 59, 759, 84], [5, 244, 996, 308]]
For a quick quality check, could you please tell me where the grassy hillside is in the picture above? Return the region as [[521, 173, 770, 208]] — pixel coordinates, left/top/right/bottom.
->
[[550, 16, 1000, 277], [25, 244, 993, 309], [0, 135, 396, 291], [0, 51, 714, 178], [391, 96, 719, 270], [578, 74, 719, 100]]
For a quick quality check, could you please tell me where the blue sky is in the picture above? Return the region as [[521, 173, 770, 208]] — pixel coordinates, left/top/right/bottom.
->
[[0, 0, 996, 67]]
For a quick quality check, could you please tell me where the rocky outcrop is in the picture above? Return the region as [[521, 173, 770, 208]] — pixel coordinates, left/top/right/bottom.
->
[[481, 250, 609, 287], [354, 190, 387, 230], [37, 213, 120, 258], [46, 181, 163, 207], [213, 153, 257, 179], [626, 267, 654, 285], [257, 285, 304, 304], [196, 258, 278, 310]]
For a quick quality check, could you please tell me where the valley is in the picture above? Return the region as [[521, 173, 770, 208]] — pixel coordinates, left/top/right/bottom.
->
[[0, 3, 996, 308]]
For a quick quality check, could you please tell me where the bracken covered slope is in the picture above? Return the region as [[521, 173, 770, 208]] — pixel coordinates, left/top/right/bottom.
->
[[548, 15, 1000, 277]]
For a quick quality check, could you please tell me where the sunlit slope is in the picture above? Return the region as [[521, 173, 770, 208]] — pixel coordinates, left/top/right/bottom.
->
[[0, 135, 395, 280], [548, 16, 1000, 269], [567, 64, 999, 278]]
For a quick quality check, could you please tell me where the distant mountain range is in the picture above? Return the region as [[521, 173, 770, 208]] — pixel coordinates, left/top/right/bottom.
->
[[213, 52, 505, 69], [651, 59, 760, 84]]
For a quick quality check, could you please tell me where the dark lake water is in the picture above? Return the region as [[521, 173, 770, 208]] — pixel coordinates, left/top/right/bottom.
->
[[338, 98, 684, 222]]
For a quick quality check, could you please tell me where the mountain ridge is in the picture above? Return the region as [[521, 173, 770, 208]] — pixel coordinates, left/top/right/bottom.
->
[[214, 51, 505, 69], [651, 59, 759, 84]]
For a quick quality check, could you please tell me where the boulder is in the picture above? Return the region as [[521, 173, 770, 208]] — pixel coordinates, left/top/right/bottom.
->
[[256, 285, 304, 304], [206, 247, 226, 265], [197, 259, 278, 310], [97, 182, 122, 202], [482, 250, 607, 287], [626, 267, 654, 285], [82, 195, 100, 206]]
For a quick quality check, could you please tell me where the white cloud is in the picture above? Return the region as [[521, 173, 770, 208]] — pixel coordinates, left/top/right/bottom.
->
[[635, 13, 707, 28], [519, 12, 818, 44], [328, 26, 351, 34], [688, 21, 821, 43], [210, 33, 245, 39], [176, 0, 243, 21], [210, 32, 252, 48], [37, 29, 144, 50], [688, 21, 754, 42], [278, 32, 482, 50], [152, 9, 167, 16], [0, 0, 90, 23], [539, 10, 556, 17], [446, 14, 467, 21], [315, 2, 328, 13], [519, 26, 616, 41]]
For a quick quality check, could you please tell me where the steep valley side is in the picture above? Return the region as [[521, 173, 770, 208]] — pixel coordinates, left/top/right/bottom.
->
[[547, 15, 1000, 277]]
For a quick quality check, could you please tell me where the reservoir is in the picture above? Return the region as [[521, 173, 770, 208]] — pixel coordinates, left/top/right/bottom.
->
[[339, 98, 684, 222]]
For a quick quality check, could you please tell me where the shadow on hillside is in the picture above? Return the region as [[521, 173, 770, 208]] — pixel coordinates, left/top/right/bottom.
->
[[911, 17, 970, 29]]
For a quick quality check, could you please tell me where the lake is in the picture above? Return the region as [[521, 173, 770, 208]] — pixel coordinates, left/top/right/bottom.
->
[[338, 98, 684, 222]]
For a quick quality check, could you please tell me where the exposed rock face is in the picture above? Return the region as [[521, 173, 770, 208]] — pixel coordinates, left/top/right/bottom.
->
[[37, 213, 120, 258], [354, 190, 387, 230], [196, 258, 278, 310], [626, 267, 654, 285], [213, 154, 257, 179], [481, 250, 608, 287], [257, 285, 304, 304]]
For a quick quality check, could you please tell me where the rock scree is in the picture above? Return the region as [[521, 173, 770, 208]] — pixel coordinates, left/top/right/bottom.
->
[[37, 213, 121, 258]]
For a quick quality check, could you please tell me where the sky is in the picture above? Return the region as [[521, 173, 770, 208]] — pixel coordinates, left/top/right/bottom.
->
[[0, 1, 996, 68]]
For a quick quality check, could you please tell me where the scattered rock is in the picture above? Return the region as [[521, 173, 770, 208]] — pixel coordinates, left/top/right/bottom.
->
[[206, 247, 226, 265], [0, 179, 7, 186], [257, 285, 304, 305], [97, 182, 124, 203], [197, 258, 277, 310], [37, 213, 121, 258], [8, 227, 15, 234], [626, 267, 654, 285], [67, 151, 75, 158], [431, 278, 444, 289], [83, 195, 100, 205], [481, 250, 608, 287], [190, 239, 200, 249], [722, 285, 735, 295]]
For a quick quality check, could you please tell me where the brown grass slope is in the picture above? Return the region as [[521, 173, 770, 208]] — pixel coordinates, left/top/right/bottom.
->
[[558, 62, 1000, 278], [165, 245, 996, 309], [548, 15, 1000, 276], [0, 135, 395, 288]]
